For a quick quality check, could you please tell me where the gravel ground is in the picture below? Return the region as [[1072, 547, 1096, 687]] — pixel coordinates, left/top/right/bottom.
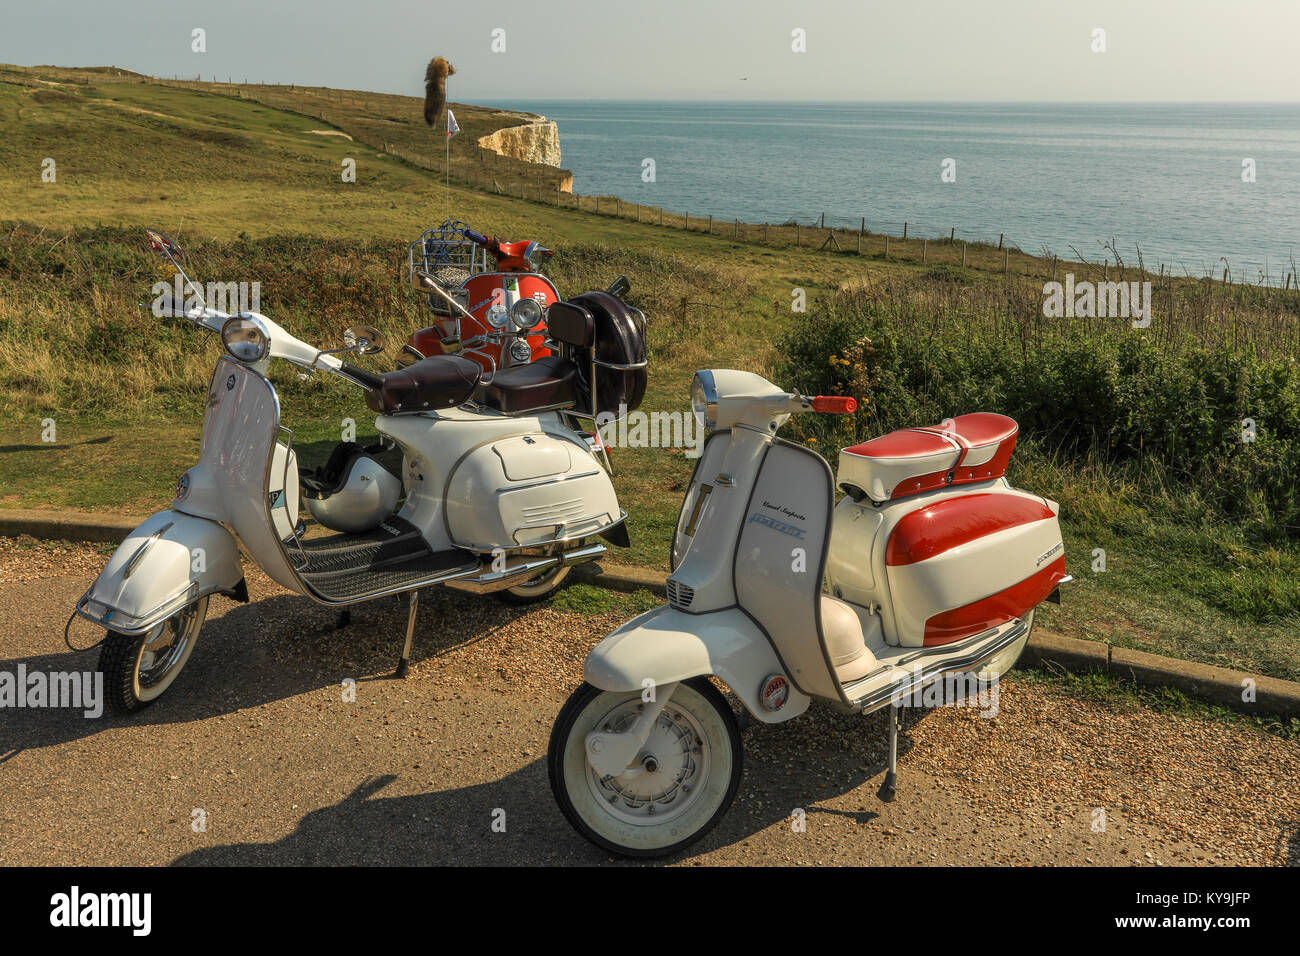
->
[[1, 536, 1296, 866]]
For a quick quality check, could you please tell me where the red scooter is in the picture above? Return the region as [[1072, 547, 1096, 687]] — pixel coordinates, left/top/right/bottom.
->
[[403, 221, 559, 376]]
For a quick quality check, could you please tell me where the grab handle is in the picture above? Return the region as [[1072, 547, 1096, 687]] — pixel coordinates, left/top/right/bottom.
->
[[812, 396, 858, 414]]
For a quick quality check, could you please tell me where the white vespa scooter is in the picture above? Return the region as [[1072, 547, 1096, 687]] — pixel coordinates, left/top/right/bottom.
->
[[548, 369, 1070, 857], [75, 230, 646, 713]]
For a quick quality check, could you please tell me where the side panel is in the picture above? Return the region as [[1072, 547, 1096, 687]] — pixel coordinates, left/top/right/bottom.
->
[[733, 442, 840, 701], [583, 605, 811, 723]]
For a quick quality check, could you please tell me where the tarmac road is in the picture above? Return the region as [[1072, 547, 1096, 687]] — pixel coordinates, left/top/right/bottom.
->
[[1, 538, 1296, 866]]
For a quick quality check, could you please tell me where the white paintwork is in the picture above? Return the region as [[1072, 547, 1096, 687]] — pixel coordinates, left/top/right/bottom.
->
[[583, 605, 812, 724], [379, 409, 618, 554], [80, 510, 241, 634], [587, 369, 1065, 720]]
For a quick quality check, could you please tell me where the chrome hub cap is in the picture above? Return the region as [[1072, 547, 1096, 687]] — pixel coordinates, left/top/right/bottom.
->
[[586, 699, 711, 826]]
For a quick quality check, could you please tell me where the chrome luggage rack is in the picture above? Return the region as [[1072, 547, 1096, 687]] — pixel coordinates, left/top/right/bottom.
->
[[407, 220, 489, 306]]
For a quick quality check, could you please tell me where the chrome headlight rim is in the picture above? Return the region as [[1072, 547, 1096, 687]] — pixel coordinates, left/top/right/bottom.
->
[[511, 296, 543, 331], [220, 314, 270, 363], [691, 370, 719, 431], [485, 302, 511, 330]]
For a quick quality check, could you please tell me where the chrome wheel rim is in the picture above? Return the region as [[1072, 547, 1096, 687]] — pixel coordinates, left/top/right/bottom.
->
[[137, 602, 202, 690]]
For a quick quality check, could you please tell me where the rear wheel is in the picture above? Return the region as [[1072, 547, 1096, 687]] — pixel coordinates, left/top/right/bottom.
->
[[548, 678, 743, 858], [98, 596, 208, 714], [495, 564, 571, 605]]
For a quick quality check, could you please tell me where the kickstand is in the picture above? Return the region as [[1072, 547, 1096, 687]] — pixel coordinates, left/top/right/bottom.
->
[[395, 590, 419, 678], [878, 704, 899, 802], [336, 608, 351, 630]]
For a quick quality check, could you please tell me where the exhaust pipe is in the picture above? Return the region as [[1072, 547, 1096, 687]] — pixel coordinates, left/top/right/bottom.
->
[[445, 543, 607, 594]]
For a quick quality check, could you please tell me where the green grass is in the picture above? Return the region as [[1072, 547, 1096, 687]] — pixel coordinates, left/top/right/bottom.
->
[[1, 63, 1297, 683]]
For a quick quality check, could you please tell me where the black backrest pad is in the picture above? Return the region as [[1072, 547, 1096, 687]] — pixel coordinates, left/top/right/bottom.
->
[[567, 290, 647, 415], [546, 301, 595, 348]]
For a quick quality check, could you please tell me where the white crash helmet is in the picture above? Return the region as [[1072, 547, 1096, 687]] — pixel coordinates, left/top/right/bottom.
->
[[301, 444, 402, 534]]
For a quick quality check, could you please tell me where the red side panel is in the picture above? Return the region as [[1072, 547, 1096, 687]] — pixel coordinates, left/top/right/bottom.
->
[[885, 493, 1055, 566], [922, 556, 1067, 646]]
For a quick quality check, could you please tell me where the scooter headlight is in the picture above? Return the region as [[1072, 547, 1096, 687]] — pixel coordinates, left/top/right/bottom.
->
[[511, 296, 543, 331], [220, 315, 270, 363], [691, 370, 718, 431], [486, 302, 511, 329]]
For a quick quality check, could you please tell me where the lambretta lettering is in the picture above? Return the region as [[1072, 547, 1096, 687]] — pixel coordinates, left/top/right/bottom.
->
[[49, 886, 152, 936], [1036, 542, 1063, 566], [748, 511, 806, 540]]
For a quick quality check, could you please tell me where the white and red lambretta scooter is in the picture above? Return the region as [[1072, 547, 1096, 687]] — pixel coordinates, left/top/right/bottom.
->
[[548, 369, 1070, 857]]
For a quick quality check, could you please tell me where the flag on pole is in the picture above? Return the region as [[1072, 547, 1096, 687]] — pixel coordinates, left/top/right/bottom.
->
[[446, 109, 459, 138]]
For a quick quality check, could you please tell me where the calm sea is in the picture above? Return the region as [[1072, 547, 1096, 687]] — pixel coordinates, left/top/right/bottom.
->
[[501, 100, 1300, 284]]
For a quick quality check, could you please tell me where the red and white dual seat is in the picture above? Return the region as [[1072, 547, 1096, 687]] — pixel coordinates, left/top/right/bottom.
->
[[837, 413, 1019, 502]]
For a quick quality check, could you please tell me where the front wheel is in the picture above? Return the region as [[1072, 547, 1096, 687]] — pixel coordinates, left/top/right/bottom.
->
[[98, 596, 208, 714], [547, 677, 743, 858]]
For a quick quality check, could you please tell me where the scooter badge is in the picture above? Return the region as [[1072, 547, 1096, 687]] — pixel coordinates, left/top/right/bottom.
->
[[759, 674, 790, 712]]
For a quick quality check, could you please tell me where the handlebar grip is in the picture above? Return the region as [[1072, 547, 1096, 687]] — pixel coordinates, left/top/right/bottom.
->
[[340, 362, 385, 391], [464, 228, 489, 246], [812, 396, 858, 414]]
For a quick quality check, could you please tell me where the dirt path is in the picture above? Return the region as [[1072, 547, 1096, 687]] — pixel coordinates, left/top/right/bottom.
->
[[1, 539, 1296, 866]]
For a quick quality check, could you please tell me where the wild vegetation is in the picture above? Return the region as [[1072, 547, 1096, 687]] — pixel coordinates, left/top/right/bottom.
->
[[0, 63, 1296, 680]]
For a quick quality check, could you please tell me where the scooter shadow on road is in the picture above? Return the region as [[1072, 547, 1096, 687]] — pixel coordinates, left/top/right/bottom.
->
[[1, 587, 515, 758], [166, 705, 919, 866]]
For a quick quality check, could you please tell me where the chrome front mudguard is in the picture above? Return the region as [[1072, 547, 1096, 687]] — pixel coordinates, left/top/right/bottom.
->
[[583, 605, 811, 723], [75, 510, 243, 635]]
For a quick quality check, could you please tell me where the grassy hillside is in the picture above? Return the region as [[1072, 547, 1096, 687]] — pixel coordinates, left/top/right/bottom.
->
[[1, 63, 1297, 681]]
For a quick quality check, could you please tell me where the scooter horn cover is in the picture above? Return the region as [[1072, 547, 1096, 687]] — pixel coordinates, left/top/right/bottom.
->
[[566, 290, 647, 416]]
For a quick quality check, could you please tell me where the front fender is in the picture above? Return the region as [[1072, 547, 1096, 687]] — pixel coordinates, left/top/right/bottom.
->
[[77, 510, 243, 635], [584, 605, 810, 723]]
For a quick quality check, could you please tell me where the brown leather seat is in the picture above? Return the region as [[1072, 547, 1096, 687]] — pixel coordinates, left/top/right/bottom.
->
[[364, 355, 482, 415], [479, 355, 579, 414]]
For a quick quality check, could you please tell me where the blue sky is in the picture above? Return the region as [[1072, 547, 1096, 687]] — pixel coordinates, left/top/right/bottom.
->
[[3, 0, 1297, 102]]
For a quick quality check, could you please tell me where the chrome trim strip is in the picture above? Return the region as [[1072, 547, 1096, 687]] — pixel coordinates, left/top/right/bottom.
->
[[121, 522, 173, 579], [848, 619, 1028, 714], [495, 469, 600, 494], [75, 580, 202, 636]]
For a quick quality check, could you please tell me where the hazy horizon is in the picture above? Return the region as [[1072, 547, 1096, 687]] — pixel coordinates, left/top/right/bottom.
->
[[2, 0, 1298, 104]]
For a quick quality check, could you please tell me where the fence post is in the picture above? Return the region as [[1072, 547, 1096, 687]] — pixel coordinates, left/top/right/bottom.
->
[[660, 207, 664, 226], [903, 222, 908, 240], [1052, 255, 1057, 280], [708, 215, 712, 234], [796, 224, 800, 246], [998, 233, 1004, 251], [962, 243, 967, 267], [858, 217, 864, 254], [686, 212, 689, 230], [1004, 248, 1009, 273], [820, 212, 825, 228], [734, 219, 738, 238], [922, 240, 926, 264], [885, 236, 889, 259], [950, 227, 955, 243]]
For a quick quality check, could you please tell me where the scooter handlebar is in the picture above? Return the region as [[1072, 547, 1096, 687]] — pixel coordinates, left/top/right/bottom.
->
[[811, 396, 858, 414]]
